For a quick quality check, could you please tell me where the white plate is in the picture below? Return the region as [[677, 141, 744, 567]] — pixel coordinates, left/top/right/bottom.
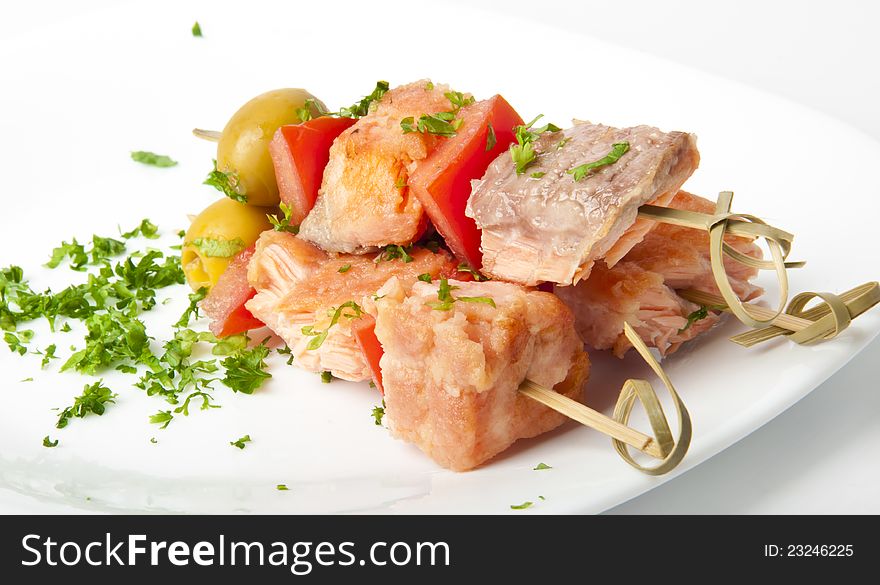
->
[[1, 0, 878, 514]]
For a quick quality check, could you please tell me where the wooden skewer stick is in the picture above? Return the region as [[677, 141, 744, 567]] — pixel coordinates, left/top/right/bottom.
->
[[192, 128, 223, 142], [518, 379, 665, 459], [679, 288, 814, 332]]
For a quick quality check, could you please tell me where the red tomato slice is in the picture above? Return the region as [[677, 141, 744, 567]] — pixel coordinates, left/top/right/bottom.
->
[[201, 246, 265, 337], [269, 116, 356, 225], [409, 96, 523, 270], [351, 314, 384, 395]]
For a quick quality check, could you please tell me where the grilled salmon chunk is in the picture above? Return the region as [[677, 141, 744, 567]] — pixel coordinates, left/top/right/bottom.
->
[[298, 80, 467, 253], [374, 279, 589, 471], [246, 230, 459, 380], [555, 191, 763, 357], [466, 122, 699, 286]]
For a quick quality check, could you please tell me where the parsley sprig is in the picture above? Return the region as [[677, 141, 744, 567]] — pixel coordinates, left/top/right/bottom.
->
[[567, 142, 630, 182], [267, 202, 300, 235], [426, 278, 496, 311], [56, 380, 117, 429], [302, 302, 363, 350], [204, 159, 246, 203], [509, 115, 562, 175]]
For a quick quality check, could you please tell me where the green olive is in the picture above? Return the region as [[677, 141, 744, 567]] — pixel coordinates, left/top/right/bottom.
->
[[181, 198, 273, 291], [216, 88, 326, 207]]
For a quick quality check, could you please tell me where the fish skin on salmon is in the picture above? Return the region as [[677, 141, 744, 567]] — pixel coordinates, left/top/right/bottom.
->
[[298, 80, 469, 254], [245, 230, 459, 381], [466, 122, 700, 286], [374, 278, 589, 471]]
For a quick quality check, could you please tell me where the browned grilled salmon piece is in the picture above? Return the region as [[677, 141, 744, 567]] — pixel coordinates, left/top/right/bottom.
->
[[298, 80, 466, 253]]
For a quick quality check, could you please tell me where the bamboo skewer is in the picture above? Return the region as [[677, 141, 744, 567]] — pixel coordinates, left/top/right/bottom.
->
[[680, 289, 814, 330], [192, 128, 223, 142], [519, 380, 665, 459]]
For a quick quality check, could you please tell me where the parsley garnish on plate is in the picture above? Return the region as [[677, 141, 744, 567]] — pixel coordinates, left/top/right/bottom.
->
[[204, 159, 247, 203], [149, 411, 173, 429], [533, 462, 552, 470], [417, 273, 432, 283], [276, 484, 290, 491], [401, 112, 463, 137], [296, 98, 327, 122], [372, 400, 385, 426], [120, 219, 160, 240], [174, 287, 208, 328], [230, 434, 252, 449], [510, 501, 533, 510], [191, 22, 202, 37], [568, 142, 630, 182], [220, 340, 272, 394], [320, 371, 333, 384], [42, 436, 58, 448], [131, 151, 178, 168], [56, 380, 117, 429], [338, 264, 352, 274]]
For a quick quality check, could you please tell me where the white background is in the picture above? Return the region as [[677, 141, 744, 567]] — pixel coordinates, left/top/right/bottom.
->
[[2, 0, 878, 513]]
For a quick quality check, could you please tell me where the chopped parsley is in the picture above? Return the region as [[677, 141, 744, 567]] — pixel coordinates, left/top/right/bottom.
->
[[394, 176, 407, 189], [36, 343, 58, 368], [427, 278, 495, 311], [230, 434, 252, 449], [417, 273, 433, 283], [302, 301, 363, 350], [276, 344, 294, 365], [509, 115, 561, 175], [191, 21, 202, 37], [130, 151, 178, 167], [444, 91, 475, 112], [679, 305, 710, 333], [174, 287, 208, 328], [149, 410, 174, 429], [186, 237, 246, 258], [320, 371, 333, 384], [424, 81, 434, 91], [510, 501, 533, 510], [4, 329, 33, 355], [296, 98, 326, 122], [220, 340, 272, 394], [533, 462, 552, 471], [568, 142, 630, 182], [61, 310, 150, 375], [43, 436, 59, 448], [56, 380, 117, 429], [401, 112, 463, 137], [485, 122, 497, 152], [338, 264, 352, 274], [375, 244, 414, 263], [372, 400, 385, 426], [204, 159, 246, 203], [121, 219, 160, 240], [276, 484, 290, 491], [337, 81, 389, 119], [20, 377, 33, 383], [456, 264, 489, 281], [530, 171, 546, 179], [267, 202, 300, 235]]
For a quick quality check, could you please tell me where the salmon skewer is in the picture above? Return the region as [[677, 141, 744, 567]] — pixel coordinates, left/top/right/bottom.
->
[[374, 278, 589, 471], [555, 191, 763, 357], [298, 80, 469, 253], [466, 122, 700, 286], [246, 230, 459, 380]]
